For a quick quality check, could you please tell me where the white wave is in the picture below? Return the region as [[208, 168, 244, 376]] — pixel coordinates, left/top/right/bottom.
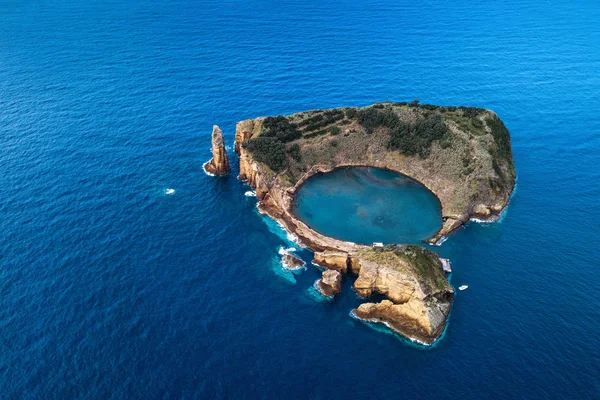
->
[[202, 160, 215, 177], [306, 281, 333, 302], [278, 246, 297, 255], [269, 255, 297, 285], [244, 190, 257, 197], [164, 188, 175, 195], [431, 235, 447, 246], [470, 215, 500, 224], [471, 180, 519, 225]]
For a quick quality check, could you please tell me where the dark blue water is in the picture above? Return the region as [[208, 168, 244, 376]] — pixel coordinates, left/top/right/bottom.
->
[[294, 167, 442, 244], [2, 0, 600, 398]]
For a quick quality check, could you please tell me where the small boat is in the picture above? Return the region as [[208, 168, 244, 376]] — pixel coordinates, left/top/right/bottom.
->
[[165, 188, 175, 195], [458, 285, 468, 291]]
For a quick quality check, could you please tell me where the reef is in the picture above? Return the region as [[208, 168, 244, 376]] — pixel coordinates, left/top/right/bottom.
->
[[204, 125, 230, 175], [225, 101, 514, 344]]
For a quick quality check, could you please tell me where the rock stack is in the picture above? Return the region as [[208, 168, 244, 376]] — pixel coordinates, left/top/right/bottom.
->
[[204, 125, 230, 175]]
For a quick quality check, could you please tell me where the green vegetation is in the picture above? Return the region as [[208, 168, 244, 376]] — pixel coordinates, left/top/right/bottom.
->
[[296, 109, 345, 132], [242, 137, 288, 172], [287, 143, 302, 162], [486, 114, 513, 163], [389, 114, 449, 158], [244, 102, 514, 199], [355, 106, 450, 158], [362, 245, 449, 292], [261, 116, 301, 142]]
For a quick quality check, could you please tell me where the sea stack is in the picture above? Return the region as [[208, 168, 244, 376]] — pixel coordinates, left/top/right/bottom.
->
[[317, 269, 342, 297], [204, 125, 230, 175]]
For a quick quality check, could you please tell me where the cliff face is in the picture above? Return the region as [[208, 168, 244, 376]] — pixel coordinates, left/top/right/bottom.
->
[[351, 246, 453, 344], [204, 125, 230, 175], [317, 269, 342, 297], [311, 246, 453, 344]]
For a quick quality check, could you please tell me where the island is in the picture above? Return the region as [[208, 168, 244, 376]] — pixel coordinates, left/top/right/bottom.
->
[[214, 101, 515, 344]]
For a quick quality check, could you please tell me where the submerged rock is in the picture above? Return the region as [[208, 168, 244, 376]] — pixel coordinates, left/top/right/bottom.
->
[[317, 269, 342, 297], [204, 125, 230, 175]]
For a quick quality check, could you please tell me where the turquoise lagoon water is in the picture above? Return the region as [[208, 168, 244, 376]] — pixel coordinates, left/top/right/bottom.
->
[[2, 0, 600, 398], [294, 167, 442, 244]]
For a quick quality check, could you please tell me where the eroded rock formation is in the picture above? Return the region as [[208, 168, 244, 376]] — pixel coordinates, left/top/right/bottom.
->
[[204, 125, 230, 175], [317, 269, 342, 297], [351, 246, 453, 344], [282, 252, 305, 270]]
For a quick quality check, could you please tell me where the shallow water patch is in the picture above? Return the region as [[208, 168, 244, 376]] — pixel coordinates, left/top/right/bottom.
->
[[293, 167, 442, 244]]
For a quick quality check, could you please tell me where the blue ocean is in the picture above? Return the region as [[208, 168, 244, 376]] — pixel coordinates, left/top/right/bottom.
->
[[1, 0, 599, 398]]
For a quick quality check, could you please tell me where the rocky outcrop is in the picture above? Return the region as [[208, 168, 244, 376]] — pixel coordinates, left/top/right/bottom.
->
[[204, 125, 230, 175], [282, 252, 305, 270], [313, 251, 349, 273], [352, 246, 454, 344], [317, 269, 342, 297]]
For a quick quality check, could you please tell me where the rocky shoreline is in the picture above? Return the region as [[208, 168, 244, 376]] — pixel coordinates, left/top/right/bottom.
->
[[208, 102, 515, 344]]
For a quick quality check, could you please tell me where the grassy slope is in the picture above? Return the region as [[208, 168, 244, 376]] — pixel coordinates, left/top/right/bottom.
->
[[242, 101, 516, 217], [358, 245, 451, 293]]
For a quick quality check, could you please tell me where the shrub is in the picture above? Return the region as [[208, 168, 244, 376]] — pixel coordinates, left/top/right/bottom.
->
[[243, 137, 288, 172], [388, 114, 449, 158], [486, 115, 513, 162], [287, 143, 302, 162], [345, 108, 358, 119], [298, 109, 345, 132], [459, 106, 484, 118], [330, 126, 341, 135], [357, 107, 401, 134], [261, 116, 300, 142]]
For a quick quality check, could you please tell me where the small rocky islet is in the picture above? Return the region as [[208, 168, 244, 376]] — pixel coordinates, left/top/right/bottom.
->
[[205, 101, 515, 345]]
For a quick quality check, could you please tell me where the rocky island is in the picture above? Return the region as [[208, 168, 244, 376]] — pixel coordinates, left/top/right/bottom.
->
[[215, 101, 515, 344], [204, 125, 230, 175]]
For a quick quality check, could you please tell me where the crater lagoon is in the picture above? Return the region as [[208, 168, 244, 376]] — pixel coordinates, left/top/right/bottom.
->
[[293, 167, 442, 245]]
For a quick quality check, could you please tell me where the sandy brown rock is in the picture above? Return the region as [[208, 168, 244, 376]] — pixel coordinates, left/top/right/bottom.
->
[[351, 246, 454, 344], [317, 269, 342, 297], [427, 217, 464, 245], [313, 251, 349, 273], [204, 125, 230, 175], [349, 257, 362, 274], [354, 299, 449, 345], [282, 252, 305, 270]]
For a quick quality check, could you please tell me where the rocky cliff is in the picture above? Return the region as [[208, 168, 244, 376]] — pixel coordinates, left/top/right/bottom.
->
[[311, 246, 453, 344], [352, 246, 453, 344], [204, 125, 230, 175]]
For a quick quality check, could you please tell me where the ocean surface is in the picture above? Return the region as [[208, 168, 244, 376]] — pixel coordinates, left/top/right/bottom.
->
[[1, 0, 600, 398], [294, 167, 442, 244]]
